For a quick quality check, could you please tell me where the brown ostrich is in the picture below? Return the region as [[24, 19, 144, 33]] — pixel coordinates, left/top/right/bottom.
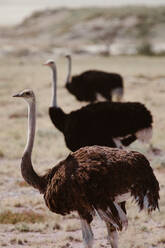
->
[[13, 89, 159, 248], [65, 54, 124, 102]]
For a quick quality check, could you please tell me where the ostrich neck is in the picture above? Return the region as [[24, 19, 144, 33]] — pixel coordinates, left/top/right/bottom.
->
[[21, 99, 46, 193], [51, 65, 57, 107], [24, 100, 36, 156], [66, 57, 72, 84]]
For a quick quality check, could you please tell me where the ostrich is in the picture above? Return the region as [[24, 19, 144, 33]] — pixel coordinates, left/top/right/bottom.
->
[[44, 59, 153, 152], [65, 54, 124, 102], [13, 89, 159, 248]]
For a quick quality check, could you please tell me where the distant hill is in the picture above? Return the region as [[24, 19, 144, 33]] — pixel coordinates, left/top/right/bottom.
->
[[0, 6, 165, 57]]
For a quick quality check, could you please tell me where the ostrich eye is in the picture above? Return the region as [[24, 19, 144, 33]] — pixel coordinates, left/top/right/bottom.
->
[[25, 92, 30, 96]]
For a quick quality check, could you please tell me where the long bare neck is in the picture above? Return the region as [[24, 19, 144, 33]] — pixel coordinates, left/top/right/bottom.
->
[[21, 98, 46, 193], [24, 100, 36, 156], [66, 56, 72, 84], [51, 65, 58, 107]]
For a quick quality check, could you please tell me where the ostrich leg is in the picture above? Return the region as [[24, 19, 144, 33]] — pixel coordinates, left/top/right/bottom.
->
[[106, 223, 118, 248], [106, 202, 127, 248], [113, 138, 124, 149], [101, 91, 112, 102], [80, 218, 94, 248]]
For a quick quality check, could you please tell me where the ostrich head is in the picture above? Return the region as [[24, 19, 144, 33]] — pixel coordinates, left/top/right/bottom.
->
[[43, 59, 55, 68], [13, 89, 35, 104], [43, 59, 58, 107], [65, 54, 71, 59]]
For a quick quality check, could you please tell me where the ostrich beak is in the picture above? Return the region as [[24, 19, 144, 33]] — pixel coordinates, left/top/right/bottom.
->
[[12, 93, 21, 97], [43, 62, 49, 66]]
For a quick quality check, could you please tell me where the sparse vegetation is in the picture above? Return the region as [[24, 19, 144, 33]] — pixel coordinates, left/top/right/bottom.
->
[[158, 238, 165, 244], [16, 180, 29, 187], [10, 238, 28, 245], [137, 41, 154, 56], [0, 210, 45, 224], [0, 149, 4, 158], [53, 223, 61, 230], [16, 223, 30, 232], [64, 223, 80, 232], [141, 226, 148, 232], [1, 7, 165, 56]]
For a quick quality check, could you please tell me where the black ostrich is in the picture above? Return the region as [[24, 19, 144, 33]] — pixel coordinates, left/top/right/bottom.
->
[[65, 54, 124, 102], [44, 60, 153, 152], [13, 89, 159, 248]]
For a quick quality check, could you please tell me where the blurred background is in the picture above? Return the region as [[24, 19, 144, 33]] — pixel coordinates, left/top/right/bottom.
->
[[0, 1, 165, 248], [0, 0, 165, 57], [1, 0, 165, 25]]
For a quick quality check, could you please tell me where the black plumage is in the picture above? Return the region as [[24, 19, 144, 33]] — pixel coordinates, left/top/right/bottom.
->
[[45, 60, 153, 151], [49, 101, 152, 151], [65, 55, 124, 102]]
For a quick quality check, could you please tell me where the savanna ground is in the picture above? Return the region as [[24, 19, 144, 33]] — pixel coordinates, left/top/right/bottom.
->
[[0, 55, 165, 248]]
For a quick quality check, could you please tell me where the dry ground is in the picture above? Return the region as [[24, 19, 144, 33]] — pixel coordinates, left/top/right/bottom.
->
[[0, 55, 165, 248]]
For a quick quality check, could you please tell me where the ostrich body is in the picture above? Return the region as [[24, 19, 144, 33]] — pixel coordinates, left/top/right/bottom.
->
[[65, 55, 124, 102], [13, 89, 159, 248], [45, 60, 153, 151]]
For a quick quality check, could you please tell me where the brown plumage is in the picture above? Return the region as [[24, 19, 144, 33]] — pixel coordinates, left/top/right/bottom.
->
[[44, 146, 159, 218], [13, 89, 160, 248]]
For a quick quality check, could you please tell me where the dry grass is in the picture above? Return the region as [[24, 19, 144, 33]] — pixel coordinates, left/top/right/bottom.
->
[[0, 55, 165, 247], [0, 210, 45, 224]]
